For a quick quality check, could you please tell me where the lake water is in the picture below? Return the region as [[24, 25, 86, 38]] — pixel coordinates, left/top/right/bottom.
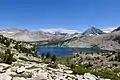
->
[[37, 47, 112, 56]]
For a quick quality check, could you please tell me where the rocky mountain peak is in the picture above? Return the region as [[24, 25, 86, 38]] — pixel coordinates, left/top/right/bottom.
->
[[82, 27, 105, 36]]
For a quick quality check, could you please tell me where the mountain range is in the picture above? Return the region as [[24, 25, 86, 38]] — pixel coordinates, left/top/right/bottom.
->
[[0, 27, 120, 50], [0, 27, 106, 41], [60, 27, 120, 50], [0, 28, 82, 42]]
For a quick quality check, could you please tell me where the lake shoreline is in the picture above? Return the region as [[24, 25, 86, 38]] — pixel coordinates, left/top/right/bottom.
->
[[37, 46, 113, 56]]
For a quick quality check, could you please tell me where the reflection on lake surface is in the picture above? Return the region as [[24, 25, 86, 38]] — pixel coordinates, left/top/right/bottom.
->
[[37, 47, 112, 56]]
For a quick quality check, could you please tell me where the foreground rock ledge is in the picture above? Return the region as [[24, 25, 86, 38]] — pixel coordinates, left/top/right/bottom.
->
[[0, 61, 110, 80]]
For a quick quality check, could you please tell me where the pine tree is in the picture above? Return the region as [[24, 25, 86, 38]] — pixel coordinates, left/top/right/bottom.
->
[[46, 52, 51, 59], [41, 53, 44, 59], [5, 40, 10, 47], [4, 49, 14, 64], [51, 54, 57, 62]]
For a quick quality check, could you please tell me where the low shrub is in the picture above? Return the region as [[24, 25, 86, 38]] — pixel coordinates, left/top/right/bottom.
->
[[72, 65, 120, 80]]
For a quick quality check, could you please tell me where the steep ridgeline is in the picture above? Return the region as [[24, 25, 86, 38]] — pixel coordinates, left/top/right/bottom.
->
[[0, 35, 38, 64], [82, 27, 105, 36], [112, 26, 120, 32]]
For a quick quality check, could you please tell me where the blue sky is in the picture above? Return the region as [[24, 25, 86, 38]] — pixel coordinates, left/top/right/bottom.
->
[[0, 0, 120, 32]]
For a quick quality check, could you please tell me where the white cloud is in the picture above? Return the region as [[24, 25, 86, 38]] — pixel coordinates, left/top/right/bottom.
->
[[40, 28, 81, 34], [101, 27, 117, 33]]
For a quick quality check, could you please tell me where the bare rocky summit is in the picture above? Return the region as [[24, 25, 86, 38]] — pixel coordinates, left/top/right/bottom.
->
[[82, 27, 105, 36]]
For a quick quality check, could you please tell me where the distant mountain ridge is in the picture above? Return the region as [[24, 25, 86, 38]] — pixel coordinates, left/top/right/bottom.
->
[[34, 26, 120, 51], [0, 27, 108, 42], [0, 28, 81, 42], [1, 27, 120, 51]]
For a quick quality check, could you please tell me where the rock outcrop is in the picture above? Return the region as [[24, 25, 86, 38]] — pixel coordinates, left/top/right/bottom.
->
[[0, 61, 110, 80]]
